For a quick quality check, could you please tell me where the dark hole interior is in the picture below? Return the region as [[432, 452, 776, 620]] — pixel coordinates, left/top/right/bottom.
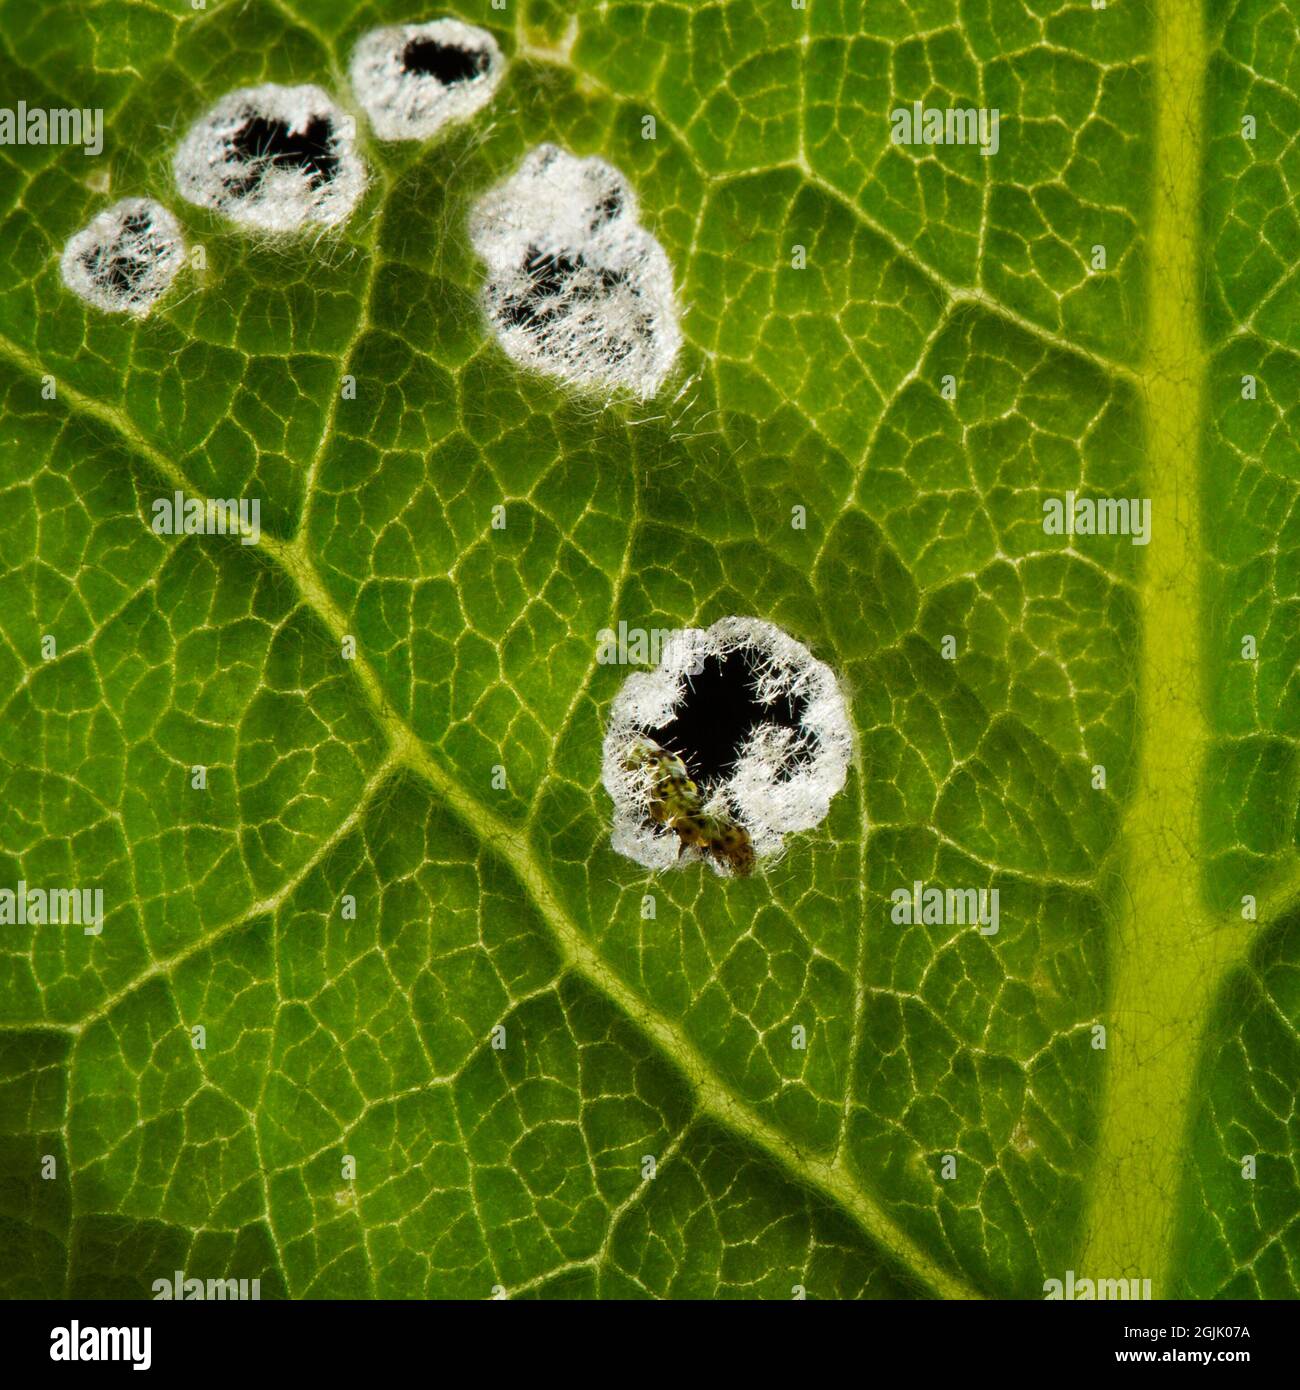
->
[[402, 37, 489, 84], [647, 646, 811, 787], [522, 247, 579, 300], [497, 246, 650, 368], [227, 114, 339, 193], [499, 246, 629, 331], [589, 190, 623, 230], [87, 212, 156, 296]]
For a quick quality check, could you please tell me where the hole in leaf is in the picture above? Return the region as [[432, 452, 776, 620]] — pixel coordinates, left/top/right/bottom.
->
[[351, 21, 504, 142], [401, 37, 490, 84], [601, 617, 853, 874], [60, 198, 185, 317], [646, 646, 812, 788], [470, 146, 681, 397], [498, 246, 631, 332], [172, 84, 366, 232], [227, 114, 339, 193], [87, 209, 155, 296]]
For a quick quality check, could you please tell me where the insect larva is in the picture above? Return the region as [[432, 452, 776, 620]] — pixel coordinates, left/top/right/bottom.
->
[[624, 738, 755, 876]]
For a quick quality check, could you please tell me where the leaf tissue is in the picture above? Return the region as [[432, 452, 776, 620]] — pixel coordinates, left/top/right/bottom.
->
[[0, 0, 1296, 1304]]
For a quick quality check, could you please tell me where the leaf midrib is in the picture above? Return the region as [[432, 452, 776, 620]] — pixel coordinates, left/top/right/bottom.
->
[[1076, 0, 1266, 1296]]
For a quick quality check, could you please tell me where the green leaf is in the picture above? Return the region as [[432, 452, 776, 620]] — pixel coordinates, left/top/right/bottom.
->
[[0, 0, 1296, 1301]]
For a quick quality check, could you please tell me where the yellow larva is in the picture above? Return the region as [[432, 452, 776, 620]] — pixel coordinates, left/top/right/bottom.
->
[[624, 739, 755, 876]]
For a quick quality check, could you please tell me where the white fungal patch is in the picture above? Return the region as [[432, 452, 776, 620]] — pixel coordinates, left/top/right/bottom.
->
[[602, 617, 854, 876], [59, 198, 185, 317], [469, 144, 682, 399], [172, 83, 366, 233], [350, 19, 504, 141]]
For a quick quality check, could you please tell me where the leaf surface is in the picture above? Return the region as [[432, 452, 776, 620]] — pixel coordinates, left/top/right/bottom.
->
[[0, 0, 1297, 1300]]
